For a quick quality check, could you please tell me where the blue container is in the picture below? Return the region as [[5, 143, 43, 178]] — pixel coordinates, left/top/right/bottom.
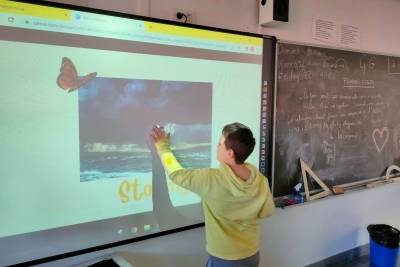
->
[[370, 237, 400, 267]]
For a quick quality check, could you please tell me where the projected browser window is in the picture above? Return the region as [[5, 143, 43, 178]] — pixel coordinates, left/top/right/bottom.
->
[[0, 1, 262, 54], [0, 1, 262, 265]]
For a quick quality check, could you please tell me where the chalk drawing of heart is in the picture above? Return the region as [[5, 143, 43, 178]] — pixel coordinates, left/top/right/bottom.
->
[[373, 127, 389, 153]]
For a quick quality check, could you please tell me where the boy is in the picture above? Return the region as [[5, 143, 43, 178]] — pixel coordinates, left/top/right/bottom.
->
[[150, 122, 275, 267]]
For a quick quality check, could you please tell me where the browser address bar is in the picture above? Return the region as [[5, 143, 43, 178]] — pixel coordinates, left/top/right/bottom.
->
[[31, 21, 231, 50]]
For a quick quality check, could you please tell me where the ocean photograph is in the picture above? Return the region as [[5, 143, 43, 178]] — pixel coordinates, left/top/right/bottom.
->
[[78, 78, 213, 182]]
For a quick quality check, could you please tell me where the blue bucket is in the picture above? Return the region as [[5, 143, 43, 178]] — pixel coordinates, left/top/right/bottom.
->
[[370, 234, 400, 267]]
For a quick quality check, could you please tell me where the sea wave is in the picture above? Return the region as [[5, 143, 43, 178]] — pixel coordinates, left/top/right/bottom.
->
[[80, 170, 151, 182], [80, 147, 211, 182]]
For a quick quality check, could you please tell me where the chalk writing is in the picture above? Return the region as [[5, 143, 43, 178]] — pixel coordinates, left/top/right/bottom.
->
[[274, 42, 400, 198], [388, 57, 400, 75], [373, 127, 389, 153]]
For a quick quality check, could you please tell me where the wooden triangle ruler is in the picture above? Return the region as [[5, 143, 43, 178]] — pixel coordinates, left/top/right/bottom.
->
[[300, 159, 331, 201]]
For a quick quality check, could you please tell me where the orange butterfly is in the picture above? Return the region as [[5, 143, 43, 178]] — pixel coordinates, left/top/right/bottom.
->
[[57, 57, 97, 93]]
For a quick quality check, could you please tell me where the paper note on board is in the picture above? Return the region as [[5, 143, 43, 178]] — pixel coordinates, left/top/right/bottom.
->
[[312, 15, 337, 44], [338, 22, 361, 48]]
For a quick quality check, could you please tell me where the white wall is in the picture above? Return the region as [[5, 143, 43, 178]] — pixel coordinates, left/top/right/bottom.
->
[[37, 1, 400, 266], [261, 0, 400, 56], [46, 0, 400, 56]]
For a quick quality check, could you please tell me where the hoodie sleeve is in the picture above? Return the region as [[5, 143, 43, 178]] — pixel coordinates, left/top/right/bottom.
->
[[155, 139, 214, 197], [258, 179, 275, 218]]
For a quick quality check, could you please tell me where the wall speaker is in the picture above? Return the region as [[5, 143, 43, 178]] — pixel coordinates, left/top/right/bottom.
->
[[259, 0, 289, 27]]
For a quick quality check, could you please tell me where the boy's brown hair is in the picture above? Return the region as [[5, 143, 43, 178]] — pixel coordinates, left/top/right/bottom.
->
[[222, 122, 256, 164]]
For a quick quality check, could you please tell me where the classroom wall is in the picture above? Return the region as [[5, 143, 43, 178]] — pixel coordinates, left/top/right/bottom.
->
[[37, 1, 400, 266]]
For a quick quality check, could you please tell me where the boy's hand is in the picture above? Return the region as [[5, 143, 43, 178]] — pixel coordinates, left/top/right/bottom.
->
[[150, 125, 171, 144]]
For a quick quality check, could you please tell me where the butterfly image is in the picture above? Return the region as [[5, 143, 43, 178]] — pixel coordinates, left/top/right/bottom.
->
[[57, 57, 97, 93]]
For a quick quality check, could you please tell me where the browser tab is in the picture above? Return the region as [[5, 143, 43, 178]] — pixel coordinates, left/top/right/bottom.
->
[[144, 21, 262, 46], [74, 13, 107, 23], [0, 1, 71, 21]]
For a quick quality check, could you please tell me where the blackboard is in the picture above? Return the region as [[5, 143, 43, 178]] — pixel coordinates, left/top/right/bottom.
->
[[273, 42, 400, 198]]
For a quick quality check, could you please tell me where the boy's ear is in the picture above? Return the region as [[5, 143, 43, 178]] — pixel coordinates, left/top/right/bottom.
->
[[227, 149, 235, 159]]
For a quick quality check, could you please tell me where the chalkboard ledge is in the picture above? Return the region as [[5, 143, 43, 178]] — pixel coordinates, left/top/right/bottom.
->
[[273, 179, 400, 210]]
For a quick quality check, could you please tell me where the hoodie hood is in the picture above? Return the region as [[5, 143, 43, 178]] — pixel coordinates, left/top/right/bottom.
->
[[219, 162, 261, 198]]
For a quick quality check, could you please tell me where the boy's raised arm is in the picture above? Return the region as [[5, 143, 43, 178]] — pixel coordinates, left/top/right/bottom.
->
[[152, 127, 213, 197]]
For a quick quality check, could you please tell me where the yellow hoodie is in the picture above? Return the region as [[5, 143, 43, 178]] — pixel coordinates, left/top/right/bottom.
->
[[155, 139, 275, 260]]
